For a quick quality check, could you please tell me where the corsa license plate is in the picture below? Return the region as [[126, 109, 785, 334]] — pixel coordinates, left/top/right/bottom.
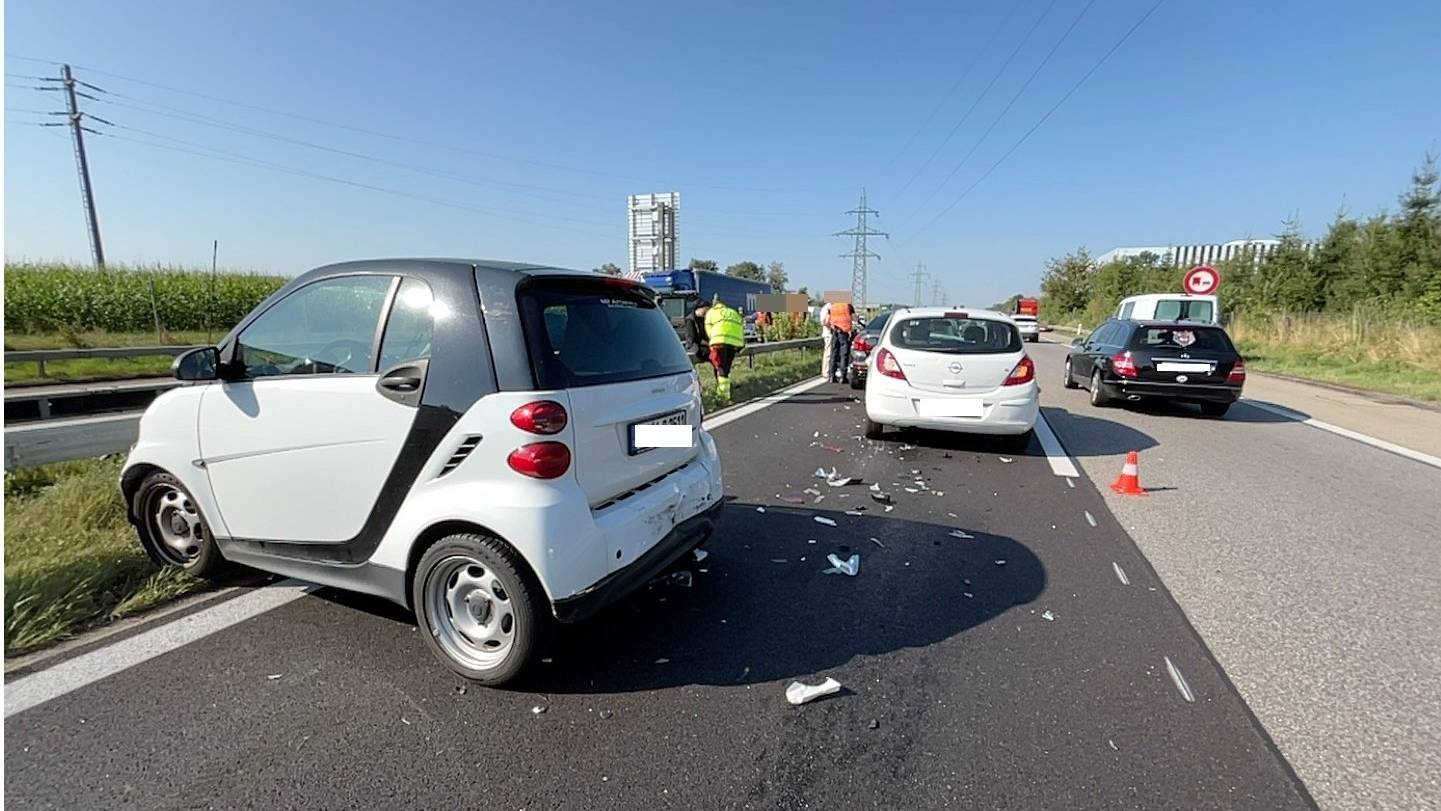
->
[[628, 410, 691, 455], [915, 398, 985, 418]]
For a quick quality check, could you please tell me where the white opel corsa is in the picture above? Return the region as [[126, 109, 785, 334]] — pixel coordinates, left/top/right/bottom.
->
[[121, 259, 724, 685], [863, 307, 1039, 450]]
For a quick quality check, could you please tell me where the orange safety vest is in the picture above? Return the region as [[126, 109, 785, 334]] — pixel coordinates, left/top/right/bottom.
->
[[830, 303, 853, 333]]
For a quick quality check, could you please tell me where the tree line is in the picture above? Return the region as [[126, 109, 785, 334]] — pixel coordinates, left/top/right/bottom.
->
[[592, 258, 794, 293], [1040, 154, 1441, 325]]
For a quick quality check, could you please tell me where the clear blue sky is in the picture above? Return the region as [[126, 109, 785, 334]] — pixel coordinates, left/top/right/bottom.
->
[[6, 0, 1440, 306]]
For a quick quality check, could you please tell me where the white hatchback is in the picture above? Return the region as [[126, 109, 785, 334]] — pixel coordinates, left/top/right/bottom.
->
[[863, 307, 1038, 449]]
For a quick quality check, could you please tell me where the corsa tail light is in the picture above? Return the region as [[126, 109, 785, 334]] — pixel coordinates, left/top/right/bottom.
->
[[1003, 355, 1035, 386], [510, 401, 568, 435], [852, 333, 872, 353], [507, 442, 571, 479], [1227, 357, 1247, 384], [1111, 352, 1139, 379], [875, 348, 906, 380]]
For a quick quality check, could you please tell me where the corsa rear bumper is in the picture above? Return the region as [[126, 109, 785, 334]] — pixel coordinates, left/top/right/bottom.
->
[[551, 499, 723, 623]]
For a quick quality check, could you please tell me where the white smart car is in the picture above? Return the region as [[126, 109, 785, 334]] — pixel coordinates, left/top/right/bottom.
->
[[121, 259, 724, 685], [863, 307, 1038, 450]]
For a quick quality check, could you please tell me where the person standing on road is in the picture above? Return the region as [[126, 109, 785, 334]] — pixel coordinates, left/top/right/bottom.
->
[[828, 301, 855, 384], [819, 301, 834, 380], [686, 302, 711, 379], [704, 296, 745, 405]]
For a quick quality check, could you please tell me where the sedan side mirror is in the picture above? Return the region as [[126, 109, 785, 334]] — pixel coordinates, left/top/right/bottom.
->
[[1070, 337, 1085, 347], [173, 346, 220, 381]]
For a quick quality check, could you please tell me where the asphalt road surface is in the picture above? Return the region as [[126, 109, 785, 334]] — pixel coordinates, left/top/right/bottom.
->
[[13, 355, 1434, 808]]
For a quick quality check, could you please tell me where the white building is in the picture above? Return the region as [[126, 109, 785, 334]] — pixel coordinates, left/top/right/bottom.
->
[[627, 192, 680, 277], [1096, 239, 1281, 267]]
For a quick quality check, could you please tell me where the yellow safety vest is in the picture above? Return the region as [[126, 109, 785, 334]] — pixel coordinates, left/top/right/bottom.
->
[[705, 302, 746, 348]]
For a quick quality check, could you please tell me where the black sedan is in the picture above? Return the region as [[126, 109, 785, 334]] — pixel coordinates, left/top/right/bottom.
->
[[847, 310, 893, 389], [1063, 319, 1245, 416]]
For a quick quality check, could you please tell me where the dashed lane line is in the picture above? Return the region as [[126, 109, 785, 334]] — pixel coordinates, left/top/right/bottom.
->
[[1034, 412, 1080, 478]]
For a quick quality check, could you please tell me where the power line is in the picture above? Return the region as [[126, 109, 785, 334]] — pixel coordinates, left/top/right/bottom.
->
[[882, 2, 1025, 170], [904, 0, 1099, 223], [8, 54, 831, 194], [913, 0, 1167, 236], [889, 0, 1061, 203], [834, 189, 889, 309]]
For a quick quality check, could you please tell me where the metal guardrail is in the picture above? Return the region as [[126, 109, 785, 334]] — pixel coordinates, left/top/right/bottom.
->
[[5, 345, 197, 377], [690, 336, 824, 370]]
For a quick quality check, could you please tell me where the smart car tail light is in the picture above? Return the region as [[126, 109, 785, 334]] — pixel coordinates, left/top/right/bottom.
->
[[507, 442, 571, 479], [510, 401, 568, 435]]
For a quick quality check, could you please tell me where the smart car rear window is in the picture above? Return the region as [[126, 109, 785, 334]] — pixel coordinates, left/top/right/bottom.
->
[[518, 278, 693, 388]]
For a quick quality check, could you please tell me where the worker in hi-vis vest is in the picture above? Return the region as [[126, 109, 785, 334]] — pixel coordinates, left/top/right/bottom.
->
[[703, 295, 746, 404]]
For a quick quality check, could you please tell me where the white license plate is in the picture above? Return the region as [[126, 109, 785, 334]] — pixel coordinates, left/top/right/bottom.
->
[[628, 410, 691, 454], [1156, 362, 1212, 373], [915, 398, 985, 418]]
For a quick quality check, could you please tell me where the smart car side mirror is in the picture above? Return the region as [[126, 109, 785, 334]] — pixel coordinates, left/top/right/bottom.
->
[[173, 346, 220, 381]]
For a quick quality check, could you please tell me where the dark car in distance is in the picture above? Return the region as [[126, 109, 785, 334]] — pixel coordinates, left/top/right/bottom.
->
[[848, 310, 892, 389], [1063, 319, 1246, 416]]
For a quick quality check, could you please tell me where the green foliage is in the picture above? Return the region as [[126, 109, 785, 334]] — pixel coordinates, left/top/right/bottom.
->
[[4, 262, 286, 334], [698, 347, 820, 412], [1039, 154, 1441, 327], [594, 262, 622, 276], [724, 260, 766, 282], [766, 261, 789, 292], [688, 258, 719, 272], [760, 313, 822, 342]]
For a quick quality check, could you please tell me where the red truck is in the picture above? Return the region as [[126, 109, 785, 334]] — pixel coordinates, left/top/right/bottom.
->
[[1014, 297, 1039, 317], [1013, 297, 1040, 342]]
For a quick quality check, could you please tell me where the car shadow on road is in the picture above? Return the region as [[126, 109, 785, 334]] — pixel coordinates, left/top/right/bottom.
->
[[1038, 406, 1160, 457], [524, 503, 1045, 694]]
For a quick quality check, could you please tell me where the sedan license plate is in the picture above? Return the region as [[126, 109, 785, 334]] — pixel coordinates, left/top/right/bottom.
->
[[915, 398, 985, 418], [628, 410, 691, 455], [1156, 362, 1213, 373]]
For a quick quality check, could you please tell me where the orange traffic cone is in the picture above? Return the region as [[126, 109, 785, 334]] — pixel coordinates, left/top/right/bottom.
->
[[1109, 450, 1148, 496]]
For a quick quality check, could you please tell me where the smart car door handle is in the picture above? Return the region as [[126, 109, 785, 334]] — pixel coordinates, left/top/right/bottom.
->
[[380, 373, 421, 391]]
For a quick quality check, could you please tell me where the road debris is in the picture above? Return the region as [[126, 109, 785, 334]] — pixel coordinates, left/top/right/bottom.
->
[[778, 495, 806, 504], [1041, 610, 1055, 622], [803, 487, 823, 497], [870, 537, 885, 548], [785, 677, 842, 706], [884, 505, 895, 512], [267, 674, 283, 681], [963, 592, 973, 598], [870, 483, 881, 492], [904, 488, 919, 494], [999, 457, 1014, 464], [600, 709, 614, 720], [995, 559, 1007, 566], [532, 705, 547, 715], [868, 719, 880, 729], [756, 506, 766, 513], [1112, 562, 1130, 585], [813, 516, 837, 527], [826, 477, 854, 487], [814, 467, 834, 479], [822, 553, 860, 576], [870, 491, 893, 505], [669, 571, 693, 588], [948, 530, 974, 539], [453, 685, 467, 696], [655, 658, 670, 664], [845, 510, 864, 516], [693, 549, 709, 563], [770, 558, 788, 563]]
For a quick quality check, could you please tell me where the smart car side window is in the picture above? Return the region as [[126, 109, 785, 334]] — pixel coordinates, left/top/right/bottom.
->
[[378, 277, 439, 369], [236, 275, 395, 378]]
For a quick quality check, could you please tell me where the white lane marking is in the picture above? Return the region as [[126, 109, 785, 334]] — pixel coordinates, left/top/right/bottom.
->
[[702, 376, 828, 431], [5, 580, 315, 718], [1033, 412, 1079, 478], [1164, 656, 1196, 703], [1244, 399, 1441, 471], [1084, 510, 1097, 527], [1113, 562, 1130, 585], [1065, 478, 1075, 489]]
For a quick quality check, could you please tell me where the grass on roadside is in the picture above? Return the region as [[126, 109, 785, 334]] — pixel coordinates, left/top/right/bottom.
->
[[699, 347, 821, 412], [3, 457, 206, 656], [4, 330, 223, 387], [1229, 314, 1441, 402]]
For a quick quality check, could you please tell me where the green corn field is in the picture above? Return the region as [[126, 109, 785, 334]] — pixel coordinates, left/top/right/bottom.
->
[[3, 262, 288, 335]]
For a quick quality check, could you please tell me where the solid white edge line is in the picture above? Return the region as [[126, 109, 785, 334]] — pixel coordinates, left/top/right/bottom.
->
[[5, 580, 316, 718], [1244, 399, 1441, 471], [702, 376, 827, 431], [1033, 412, 1080, 478]]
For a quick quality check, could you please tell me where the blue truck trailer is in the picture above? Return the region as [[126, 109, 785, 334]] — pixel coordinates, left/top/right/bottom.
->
[[642, 269, 771, 347]]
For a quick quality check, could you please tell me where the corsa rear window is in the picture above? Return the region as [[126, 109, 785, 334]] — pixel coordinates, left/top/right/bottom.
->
[[890, 316, 1021, 354], [1130, 326, 1233, 352], [517, 278, 693, 388]]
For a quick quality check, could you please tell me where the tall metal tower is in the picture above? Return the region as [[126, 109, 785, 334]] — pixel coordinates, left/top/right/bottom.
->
[[931, 279, 945, 306], [834, 189, 888, 308], [909, 263, 928, 306]]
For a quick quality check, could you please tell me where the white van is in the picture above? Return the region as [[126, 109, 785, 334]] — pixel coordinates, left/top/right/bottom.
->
[[1116, 293, 1219, 324]]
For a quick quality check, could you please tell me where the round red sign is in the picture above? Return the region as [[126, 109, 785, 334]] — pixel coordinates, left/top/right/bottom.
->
[[1183, 265, 1221, 295]]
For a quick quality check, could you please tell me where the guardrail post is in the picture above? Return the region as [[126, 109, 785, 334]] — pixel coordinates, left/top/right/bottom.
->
[[37, 359, 47, 378]]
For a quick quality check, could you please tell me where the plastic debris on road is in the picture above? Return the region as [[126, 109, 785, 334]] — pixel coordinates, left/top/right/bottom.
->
[[785, 677, 842, 706], [999, 457, 1014, 464], [822, 553, 860, 576], [870, 491, 893, 504], [803, 487, 822, 497], [1041, 610, 1055, 621], [813, 516, 837, 527], [870, 537, 885, 548], [826, 477, 854, 487], [756, 506, 766, 513], [904, 488, 919, 494], [845, 510, 864, 516], [267, 674, 283, 681], [962, 592, 973, 598], [814, 467, 831, 479], [995, 559, 1007, 566], [655, 657, 670, 664], [693, 549, 709, 563], [884, 505, 895, 512], [532, 705, 548, 715], [870, 483, 881, 492], [770, 558, 788, 563], [948, 530, 974, 539]]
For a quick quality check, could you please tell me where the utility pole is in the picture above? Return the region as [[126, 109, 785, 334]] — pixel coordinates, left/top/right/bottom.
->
[[909, 263, 928, 306], [834, 189, 888, 309], [62, 64, 106, 268], [931, 279, 945, 306]]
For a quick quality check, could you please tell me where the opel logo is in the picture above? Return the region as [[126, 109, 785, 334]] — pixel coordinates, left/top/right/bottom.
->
[[947, 361, 964, 374]]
